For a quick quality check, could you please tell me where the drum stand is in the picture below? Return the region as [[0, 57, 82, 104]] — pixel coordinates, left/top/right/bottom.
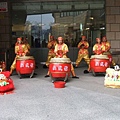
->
[[30, 70, 35, 78], [91, 69, 106, 76], [91, 69, 96, 76], [17, 70, 34, 79], [17, 71, 22, 79], [50, 73, 69, 83]]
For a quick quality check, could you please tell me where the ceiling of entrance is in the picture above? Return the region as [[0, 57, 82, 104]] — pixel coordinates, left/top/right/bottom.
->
[[11, 0, 104, 15], [11, 0, 105, 29]]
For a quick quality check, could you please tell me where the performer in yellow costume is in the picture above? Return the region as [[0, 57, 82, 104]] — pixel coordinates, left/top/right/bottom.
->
[[93, 38, 105, 55], [44, 36, 57, 68], [75, 36, 90, 73], [102, 36, 115, 66], [45, 36, 79, 78], [10, 37, 28, 75], [23, 37, 31, 55]]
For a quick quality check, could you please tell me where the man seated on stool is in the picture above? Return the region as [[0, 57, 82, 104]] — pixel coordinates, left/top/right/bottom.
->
[[45, 36, 79, 79]]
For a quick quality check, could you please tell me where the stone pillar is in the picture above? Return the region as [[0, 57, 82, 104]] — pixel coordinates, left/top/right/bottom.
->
[[106, 0, 120, 51], [0, 0, 12, 49], [106, 0, 120, 64]]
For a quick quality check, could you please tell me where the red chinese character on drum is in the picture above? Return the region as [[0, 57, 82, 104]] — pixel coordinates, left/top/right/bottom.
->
[[95, 61, 108, 67], [52, 65, 69, 72], [20, 62, 34, 68]]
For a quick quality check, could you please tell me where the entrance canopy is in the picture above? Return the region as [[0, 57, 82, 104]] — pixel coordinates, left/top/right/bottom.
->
[[11, 0, 104, 15]]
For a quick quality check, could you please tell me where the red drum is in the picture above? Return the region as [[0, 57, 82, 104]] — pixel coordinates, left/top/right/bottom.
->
[[49, 58, 71, 79], [90, 55, 110, 75], [103, 52, 113, 65], [108, 54, 112, 64], [16, 56, 35, 78]]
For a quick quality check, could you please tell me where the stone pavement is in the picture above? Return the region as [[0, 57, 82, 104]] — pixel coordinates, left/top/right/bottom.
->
[[0, 65, 120, 120]]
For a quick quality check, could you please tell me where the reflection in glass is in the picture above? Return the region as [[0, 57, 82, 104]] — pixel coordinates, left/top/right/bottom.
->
[[12, 8, 105, 49]]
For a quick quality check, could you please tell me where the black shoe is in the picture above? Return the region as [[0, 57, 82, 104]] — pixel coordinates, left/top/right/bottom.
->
[[72, 76, 79, 79], [35, 66, 38, 69], [75, 66, 78, 68], [34, 73, 37, 75], [43, 65, 48, 68], [45, 75, 50, 77], [73, 65, 78, 68], [84, 70, 89, 74]]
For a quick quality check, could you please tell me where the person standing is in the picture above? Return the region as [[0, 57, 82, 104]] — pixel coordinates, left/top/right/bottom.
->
[[23, 37, 31, 55], [44, 36, 57, 68], [10, 37, 28, 75], [75, 35, 90, 73], [101, 36, 115, 66], [45, 36, 79, 78]]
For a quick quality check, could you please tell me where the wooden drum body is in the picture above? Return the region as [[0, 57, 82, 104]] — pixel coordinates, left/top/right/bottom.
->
[[90, 55, 110, 76], [16, 56, 35, 78], [49, 58, 71, 81]]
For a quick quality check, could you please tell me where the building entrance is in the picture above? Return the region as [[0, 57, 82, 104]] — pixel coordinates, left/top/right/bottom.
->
[[11, 0, 105, 65]]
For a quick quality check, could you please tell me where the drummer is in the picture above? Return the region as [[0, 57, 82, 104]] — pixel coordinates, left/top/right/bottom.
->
[[23, 37, 31, 56], [75, 35, 90, 73], [101, 36, 116, 66], [45, 36, 79, 78], [93, 38, 105, 55], [44, 35, 57, 68], [10, 37, 28, 75]]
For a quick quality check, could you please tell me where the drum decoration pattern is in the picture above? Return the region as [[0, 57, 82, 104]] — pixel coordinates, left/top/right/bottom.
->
[[90, 55, 110, 76], [49, 58, 71, 81], [16, 56, 35, 78]]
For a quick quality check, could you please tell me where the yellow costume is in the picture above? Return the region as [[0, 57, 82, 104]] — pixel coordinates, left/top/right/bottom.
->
[[93, 43, 105, 55], [54, 42, 78, 78], [45, 36, 57, 67], [45, 37, 79, 78], [10, 38, 28, 74], [54, 43, 68, 58], [102, 36, 115, 66], [23, 38, 31, 55], [75, 36, 90, 71]]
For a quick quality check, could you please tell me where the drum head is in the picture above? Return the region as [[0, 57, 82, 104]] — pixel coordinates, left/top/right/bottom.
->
[[90, 55, 109, 59], [16, 56, 34, 60], [50, 58, 71, 63]]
